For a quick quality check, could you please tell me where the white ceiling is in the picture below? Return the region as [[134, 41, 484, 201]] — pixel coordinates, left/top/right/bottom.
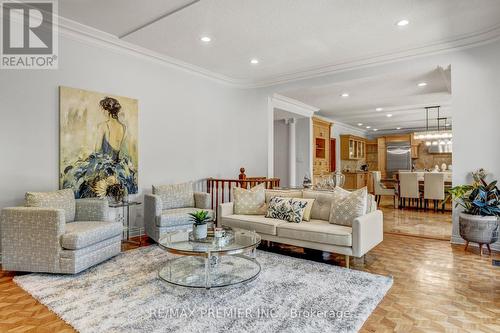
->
[[59, 0, 500, 86], [281, 66, 452, 134]]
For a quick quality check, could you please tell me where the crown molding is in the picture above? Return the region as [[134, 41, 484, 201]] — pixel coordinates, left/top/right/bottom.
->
[[248, 24, 500, 88], [56, 16, 249, 87], [56, 16, 500, 89], [271, 93, 319, 118]]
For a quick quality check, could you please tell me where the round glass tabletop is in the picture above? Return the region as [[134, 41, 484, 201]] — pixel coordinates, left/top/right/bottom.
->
[[158, 227, 261, 256], [158, 227, 261, 289]]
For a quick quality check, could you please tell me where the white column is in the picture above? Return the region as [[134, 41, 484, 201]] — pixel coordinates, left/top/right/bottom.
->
[[286, 118, 296, 187]]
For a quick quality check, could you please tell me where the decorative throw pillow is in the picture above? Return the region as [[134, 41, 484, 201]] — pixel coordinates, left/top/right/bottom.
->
[[25, 189, 76, 222], [290, 198, 315, 221], [329, 187, 368, 226], [233, 183, 266, 215], [153, 182, 194, 210], [266, 197, 308, 223]]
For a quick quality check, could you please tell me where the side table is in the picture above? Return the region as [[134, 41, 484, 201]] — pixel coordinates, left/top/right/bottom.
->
[[109, 201, 143, 245]]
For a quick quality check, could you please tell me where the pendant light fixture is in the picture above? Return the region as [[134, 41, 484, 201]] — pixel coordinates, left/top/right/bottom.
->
[[413, 106, 452, 146]]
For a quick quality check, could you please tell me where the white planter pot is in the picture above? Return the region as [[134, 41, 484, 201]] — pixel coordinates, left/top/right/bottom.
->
[[193, 223, 208, 240], [459, 213, 499, 245]]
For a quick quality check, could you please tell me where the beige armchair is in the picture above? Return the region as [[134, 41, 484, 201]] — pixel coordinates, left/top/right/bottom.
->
[[144, 182, 214, 242], [0, 189, 122, 274]]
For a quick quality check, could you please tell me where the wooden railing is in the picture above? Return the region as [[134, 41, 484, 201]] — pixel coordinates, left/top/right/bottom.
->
[[207, 168, 280, 211]]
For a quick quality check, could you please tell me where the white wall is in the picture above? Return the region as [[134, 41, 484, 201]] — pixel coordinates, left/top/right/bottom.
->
[[273, 119, 289, 186], [0, 35, 267, 229]]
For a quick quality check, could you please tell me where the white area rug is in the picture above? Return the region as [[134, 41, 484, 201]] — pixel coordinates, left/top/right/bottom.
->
[[14, 246, 392, 333]]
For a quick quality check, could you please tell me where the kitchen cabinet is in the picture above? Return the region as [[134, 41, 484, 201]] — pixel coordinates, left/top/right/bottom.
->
[[340, 135, 366, 160], [377, 137, 386, 178], [313, 117, 332, 179]]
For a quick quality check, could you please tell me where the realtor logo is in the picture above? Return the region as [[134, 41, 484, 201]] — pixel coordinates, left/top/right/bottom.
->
[[1, 0, 58, 69]]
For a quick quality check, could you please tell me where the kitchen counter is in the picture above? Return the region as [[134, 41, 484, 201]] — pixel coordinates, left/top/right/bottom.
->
[[343, 170, 369, 174], [343, 171, 371, 190]]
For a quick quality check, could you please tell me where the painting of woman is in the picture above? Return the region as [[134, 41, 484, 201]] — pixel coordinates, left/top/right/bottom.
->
[[60, 87, 138, 199]]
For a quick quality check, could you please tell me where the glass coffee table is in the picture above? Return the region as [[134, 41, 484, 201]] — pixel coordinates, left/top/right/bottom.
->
[[158, 227, 261, 289]]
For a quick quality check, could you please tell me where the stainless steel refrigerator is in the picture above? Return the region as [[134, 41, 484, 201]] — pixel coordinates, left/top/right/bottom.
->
[[386, 142, 412, 178]]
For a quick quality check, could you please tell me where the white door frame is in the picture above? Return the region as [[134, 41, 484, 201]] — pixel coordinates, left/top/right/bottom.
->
[[267, 93, 319, 178]]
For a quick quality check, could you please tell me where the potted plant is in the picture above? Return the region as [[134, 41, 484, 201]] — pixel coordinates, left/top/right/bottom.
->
[[189, 210, 211, 240], [445, 169, 499, 255]]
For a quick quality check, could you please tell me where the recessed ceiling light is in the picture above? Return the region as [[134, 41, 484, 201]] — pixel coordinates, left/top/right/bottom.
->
[[375, 107, 383, 112], [200, 36, 211, 43], [396, 127, 402, 130], [396, 19, 409, 27], [250, 58, 259, 65], [341, 92, 349, 98], [373, 129, 378, 131], [366, 126, 371, 129], [357, 123, 363, 126], [386, 114, 393, 117], [417, 82, 427, 87]]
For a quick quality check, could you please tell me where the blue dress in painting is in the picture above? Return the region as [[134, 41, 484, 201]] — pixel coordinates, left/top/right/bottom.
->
[[61, 104, 138, 199]]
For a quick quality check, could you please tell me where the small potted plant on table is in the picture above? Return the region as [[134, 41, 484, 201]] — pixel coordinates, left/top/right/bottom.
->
[[446, 169, 499, 255], [189, 210, 212, 240]]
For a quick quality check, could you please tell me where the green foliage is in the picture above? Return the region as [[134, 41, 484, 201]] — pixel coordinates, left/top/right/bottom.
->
[[445, 177, 500, 217], [188, 210, 211, 225]]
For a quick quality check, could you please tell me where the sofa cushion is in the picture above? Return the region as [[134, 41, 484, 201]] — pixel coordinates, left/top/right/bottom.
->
[[277, 219, 352, 247], [329, 187, 367, 226], [233, 184, 266, 215], [157, 208, 214, 227], [221, 215, 287, 235], [26, 189, 76, 222], [302, 190, 335, 221], [265, 189, 303, 204], [265, 197, 308, 223], [61, 221, 122, 250], [153, 182, 195, 210]]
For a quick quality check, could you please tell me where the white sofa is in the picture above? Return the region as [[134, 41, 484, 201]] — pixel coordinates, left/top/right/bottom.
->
[[218, 189, 383, 268]]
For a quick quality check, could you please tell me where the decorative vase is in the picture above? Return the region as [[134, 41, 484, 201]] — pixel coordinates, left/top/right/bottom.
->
[[459, 213, 499, 255], [193, 223, 208, 240], [333, 171, 345, 188]]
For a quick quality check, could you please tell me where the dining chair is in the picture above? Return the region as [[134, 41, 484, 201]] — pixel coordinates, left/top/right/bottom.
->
[[424, 173, 445, 212], [399, 172, 421, 209], [372, 171, 396, 208]]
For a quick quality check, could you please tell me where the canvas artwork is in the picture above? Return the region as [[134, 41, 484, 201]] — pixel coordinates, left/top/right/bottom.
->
[[60, 86, 138, 199]]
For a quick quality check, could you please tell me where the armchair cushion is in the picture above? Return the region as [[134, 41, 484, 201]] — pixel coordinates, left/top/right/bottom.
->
[[194, 192, 211, 209], [152, 182, 195, 210], [61, 221, 122, 250], [25, 189, 75, 222], [75, 198, 110, 222], [157, 208, 214, 227]]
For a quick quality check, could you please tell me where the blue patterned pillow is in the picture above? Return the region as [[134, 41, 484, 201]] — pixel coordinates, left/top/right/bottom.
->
[[265, 197, 307, 223]]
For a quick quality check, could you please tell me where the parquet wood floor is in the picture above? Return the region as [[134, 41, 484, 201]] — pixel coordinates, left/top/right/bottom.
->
[[379, 196, 452, 240], [1, 216, 498, 332]]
